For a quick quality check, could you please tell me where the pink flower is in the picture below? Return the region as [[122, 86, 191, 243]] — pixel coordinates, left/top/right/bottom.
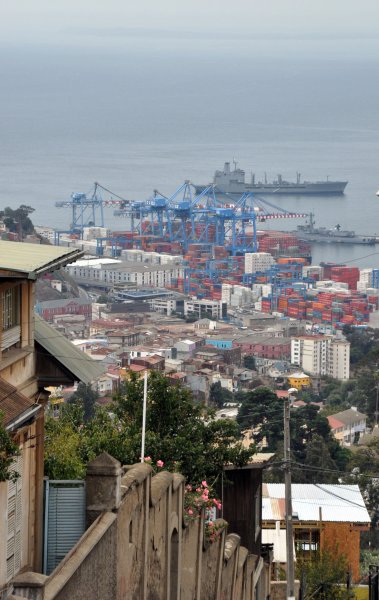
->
[[196, 487, 202, 493], [201, 493, 208, 501], [144, 456, 152, 462], [185, 484, 192, 491], [202, 480, 208, 488], [188, 509, 193, 516], [217, 503, 222, 510], [156, 460, 164, 468], [208, 521, 214, 527], [202, 488, 209, 496], [213, 498, 218, 505]]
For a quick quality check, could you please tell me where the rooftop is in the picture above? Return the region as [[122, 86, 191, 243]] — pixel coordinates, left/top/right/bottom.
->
[[0, 377, 39, 429], [35, 315, 106, 385], [0, 241, 83, 279], [331, 408, 367, 425], [262, 483, 371, 524]]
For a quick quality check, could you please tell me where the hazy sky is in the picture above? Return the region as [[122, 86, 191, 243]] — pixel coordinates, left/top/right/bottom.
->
[[1, 0, 379, 45]]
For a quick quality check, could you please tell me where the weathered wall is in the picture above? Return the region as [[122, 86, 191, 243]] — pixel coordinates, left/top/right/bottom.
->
[[321, 522, 362, 583], [12, 454, 271, 600]]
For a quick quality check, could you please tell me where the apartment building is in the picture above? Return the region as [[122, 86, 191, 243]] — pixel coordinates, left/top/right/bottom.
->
[[184, 299, 227, 320], [65, 260, 184, 290], [291, 335, 350, 381], [244, 252, 275, 274]]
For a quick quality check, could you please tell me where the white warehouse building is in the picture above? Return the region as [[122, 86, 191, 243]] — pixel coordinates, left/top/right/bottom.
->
[[65, 259, 184, 290]]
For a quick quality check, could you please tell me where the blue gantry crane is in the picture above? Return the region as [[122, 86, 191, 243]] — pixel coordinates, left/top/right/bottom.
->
[[55, 182, 130, 237]]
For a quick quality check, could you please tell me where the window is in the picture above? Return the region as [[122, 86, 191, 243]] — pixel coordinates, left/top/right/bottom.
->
[[7, 454, 23, 581], [2, 286, 20, 331], [294, 528, 319, 557], [1, 286, 22, 351]]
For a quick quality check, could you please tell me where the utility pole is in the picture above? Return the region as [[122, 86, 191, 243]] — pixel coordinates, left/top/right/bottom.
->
[[140, 370, 148, 462], [284, 395, 295, 600]]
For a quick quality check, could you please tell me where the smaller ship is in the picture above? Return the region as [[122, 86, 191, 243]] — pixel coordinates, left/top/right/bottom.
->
[[293, 213, 375, 246], [194, 161, 348, 195]]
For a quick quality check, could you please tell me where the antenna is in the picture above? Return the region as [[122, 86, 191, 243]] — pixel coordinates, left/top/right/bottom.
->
[[233, 158, 238, 171]]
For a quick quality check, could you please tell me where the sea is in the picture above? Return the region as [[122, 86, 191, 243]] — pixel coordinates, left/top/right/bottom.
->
[[1, 36, 379, 267]]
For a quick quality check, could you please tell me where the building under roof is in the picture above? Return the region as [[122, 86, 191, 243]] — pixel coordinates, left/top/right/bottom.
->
[[0, 240, 83, 279], [0, 378, 41, 431], [331, 408, 367, 426], [262, 483, 371, 524], [34, 315, 106, 386]]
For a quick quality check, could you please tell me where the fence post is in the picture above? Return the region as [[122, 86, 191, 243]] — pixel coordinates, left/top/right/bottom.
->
[[86, 452, 122, 526]]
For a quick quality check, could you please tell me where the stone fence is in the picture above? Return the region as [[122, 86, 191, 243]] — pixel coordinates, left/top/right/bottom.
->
[[11, 453, 274, 600]]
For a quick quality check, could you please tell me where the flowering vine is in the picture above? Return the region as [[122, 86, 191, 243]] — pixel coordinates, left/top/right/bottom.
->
[[143, 458, 225, 544], [184, 480, 225, 543]]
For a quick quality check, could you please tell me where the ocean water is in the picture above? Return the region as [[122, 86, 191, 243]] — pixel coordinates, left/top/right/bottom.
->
[[1, 38, 379, 267]]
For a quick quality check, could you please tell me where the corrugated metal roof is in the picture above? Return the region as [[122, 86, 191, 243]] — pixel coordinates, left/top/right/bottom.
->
[[262, 483, 371, 524], [0, 377, 35, 426], [0, 241, 83, 279], [35, 315, 106, 385]]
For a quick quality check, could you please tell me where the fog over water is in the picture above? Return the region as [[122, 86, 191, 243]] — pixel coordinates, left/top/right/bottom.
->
[[1, 3, 379, 266]]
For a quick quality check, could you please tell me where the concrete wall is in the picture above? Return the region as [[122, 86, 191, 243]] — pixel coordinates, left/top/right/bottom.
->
[[12, 454, 271, 600]]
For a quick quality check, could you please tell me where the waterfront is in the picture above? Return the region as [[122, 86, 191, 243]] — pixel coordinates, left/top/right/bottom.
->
[[1, 38, 379, 272]]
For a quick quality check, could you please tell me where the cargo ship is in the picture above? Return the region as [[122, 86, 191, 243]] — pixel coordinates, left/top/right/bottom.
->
[[293, 213, 375, 245], [194, 162, 348, 195]]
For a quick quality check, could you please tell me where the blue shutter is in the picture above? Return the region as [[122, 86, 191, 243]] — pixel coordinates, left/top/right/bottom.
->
[[43, 480, 85, 574]]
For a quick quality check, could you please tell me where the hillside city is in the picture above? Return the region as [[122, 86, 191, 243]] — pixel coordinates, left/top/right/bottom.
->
[[1, 210, 379, 599]]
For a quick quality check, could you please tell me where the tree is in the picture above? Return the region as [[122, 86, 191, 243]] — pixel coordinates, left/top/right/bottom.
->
[[209, 381, 233, 408], [297, 547, 349, 600], [342, 437, 379, 526], [68, 383, 99, 422], [0, 205, 35, 237], [237, 389, 347, 482], [44, 403, 86, 480], [112, 372, 254, 484], [302, 435, 338, 484], [243, 355, 256, 370], [0, 410, 20, 482], [237, 387, 283, 450], [44, 372, 254, 485]]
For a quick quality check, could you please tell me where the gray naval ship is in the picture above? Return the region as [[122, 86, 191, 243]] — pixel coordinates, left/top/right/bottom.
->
[[293, 213, 375, 245], [194, 161, 348, 195]]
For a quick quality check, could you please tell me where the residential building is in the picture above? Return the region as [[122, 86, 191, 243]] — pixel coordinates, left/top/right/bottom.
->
[[327, 407, 367, 445], [0, 241, 104, 597], [234, 336, 292, 360], [291, 335, 350, 381], [65, 260, 184, 290], [287, 372, 311, 390], [262, 483, 371, 582], [328, 338, 350, 381], [35, 297, 92, 322], [193, 318, 217, 330], [174, 339, 197, 356], [205, 336, 235, 350], [184, 299, 227, 320]]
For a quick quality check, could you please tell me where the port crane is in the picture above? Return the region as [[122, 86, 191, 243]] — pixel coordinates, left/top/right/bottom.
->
[[55, 181, 308, 262], [114, 183, 307, 254], [55, 182, 131, 235]]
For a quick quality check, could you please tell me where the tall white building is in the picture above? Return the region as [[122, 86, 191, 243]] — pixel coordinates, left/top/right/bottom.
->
[[244, 252, 275, 274], [291, 335, 350, 381]]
